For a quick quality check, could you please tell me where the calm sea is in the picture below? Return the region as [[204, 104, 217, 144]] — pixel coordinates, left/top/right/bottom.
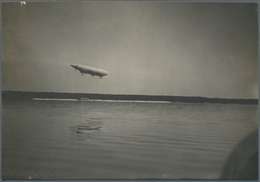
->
[[2, 100, 258, 180]]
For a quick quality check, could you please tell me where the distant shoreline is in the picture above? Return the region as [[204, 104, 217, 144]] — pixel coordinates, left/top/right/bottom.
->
[[2, 91, 258, 105]]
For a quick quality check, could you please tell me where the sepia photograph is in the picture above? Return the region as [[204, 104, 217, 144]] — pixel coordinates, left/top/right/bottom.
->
[[1, 1, 258, 180]]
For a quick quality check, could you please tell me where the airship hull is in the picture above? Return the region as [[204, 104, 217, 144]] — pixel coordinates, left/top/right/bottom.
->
[[71, 64, 108, 78]]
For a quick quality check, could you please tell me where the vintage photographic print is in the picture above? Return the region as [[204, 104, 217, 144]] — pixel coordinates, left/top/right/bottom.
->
[[1, 1, 258, 180]]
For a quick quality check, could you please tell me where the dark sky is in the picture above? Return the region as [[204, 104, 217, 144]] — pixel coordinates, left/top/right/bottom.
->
[[2, 2, 258, 99]]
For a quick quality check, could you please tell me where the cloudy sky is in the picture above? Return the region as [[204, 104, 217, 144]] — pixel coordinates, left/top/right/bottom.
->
[[2, 2, 258, 99]]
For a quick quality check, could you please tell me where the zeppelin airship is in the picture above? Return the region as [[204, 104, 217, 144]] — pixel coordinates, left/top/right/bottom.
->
[[71, 64, 108, 79]]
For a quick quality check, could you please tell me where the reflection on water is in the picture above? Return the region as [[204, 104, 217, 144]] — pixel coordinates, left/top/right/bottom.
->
[[70, 120, 103, 133], [69, 119, 103, 141], [2, 100, 258, 180], [71, 124, 102, 133]]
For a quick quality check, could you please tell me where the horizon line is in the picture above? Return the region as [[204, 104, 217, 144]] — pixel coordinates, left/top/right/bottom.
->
[[2, 90, 258, 100]]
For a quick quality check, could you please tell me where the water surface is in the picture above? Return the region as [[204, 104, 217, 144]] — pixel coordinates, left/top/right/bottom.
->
[[2, 100, 258, 179]]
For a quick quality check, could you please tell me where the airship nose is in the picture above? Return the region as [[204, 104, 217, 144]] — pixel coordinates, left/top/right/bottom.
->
[[71, 64, 77, 69]]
